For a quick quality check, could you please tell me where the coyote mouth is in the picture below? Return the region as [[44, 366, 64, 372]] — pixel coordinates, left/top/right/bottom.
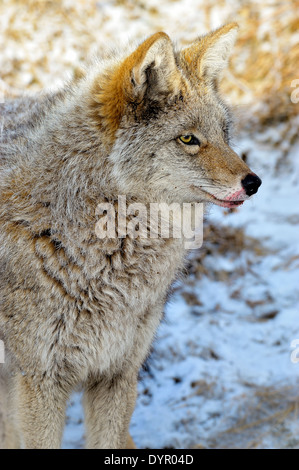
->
[[191, 186, 245, 208], [209, 195, 244, 209]]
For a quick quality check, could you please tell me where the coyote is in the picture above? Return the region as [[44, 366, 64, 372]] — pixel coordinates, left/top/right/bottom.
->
[[0, 24, 261, 449]]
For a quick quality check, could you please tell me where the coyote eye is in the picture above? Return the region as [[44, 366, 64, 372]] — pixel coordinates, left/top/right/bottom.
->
[[178, 135, 200, 146]]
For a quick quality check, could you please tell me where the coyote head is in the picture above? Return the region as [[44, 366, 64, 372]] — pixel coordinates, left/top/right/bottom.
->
[[91, 24, 261, 208]]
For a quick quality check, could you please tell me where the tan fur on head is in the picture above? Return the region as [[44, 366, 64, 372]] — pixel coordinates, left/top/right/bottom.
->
[[90, 32, 181, 145], [91, 25, 238, 146]]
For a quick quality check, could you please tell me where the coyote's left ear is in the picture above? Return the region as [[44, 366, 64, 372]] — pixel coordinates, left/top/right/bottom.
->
[[129, 32, 181, 101], [91, 32, 180, 144], [181, 23, 239, 81]]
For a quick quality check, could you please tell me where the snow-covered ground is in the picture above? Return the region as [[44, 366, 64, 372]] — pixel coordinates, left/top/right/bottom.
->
[[62, 120, 299, 449]]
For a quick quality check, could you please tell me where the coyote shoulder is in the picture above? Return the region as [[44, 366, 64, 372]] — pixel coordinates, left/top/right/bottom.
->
[[0, 24, 261, 449]]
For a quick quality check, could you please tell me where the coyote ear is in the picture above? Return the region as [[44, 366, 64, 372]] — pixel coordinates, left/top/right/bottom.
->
[[128, 32, 180, 101], [91, 33, 180, 144], [181, 23, 238, 81]]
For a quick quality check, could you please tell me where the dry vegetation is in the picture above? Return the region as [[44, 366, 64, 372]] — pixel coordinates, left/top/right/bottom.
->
[[1, 0, 298, 128], [210, 384, 299, 449]]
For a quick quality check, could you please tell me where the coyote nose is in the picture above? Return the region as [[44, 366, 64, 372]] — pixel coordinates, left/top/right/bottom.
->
[[241, 173, 262, 196]]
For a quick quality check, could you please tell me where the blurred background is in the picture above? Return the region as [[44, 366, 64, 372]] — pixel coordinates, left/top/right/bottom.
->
[[1, 0, 298, 449]]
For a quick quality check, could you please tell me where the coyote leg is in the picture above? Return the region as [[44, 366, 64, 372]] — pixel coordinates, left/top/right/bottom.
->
[[83, 372, 137, 449], [15, 373, 69, 449], [0, 372, 21, 448]]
